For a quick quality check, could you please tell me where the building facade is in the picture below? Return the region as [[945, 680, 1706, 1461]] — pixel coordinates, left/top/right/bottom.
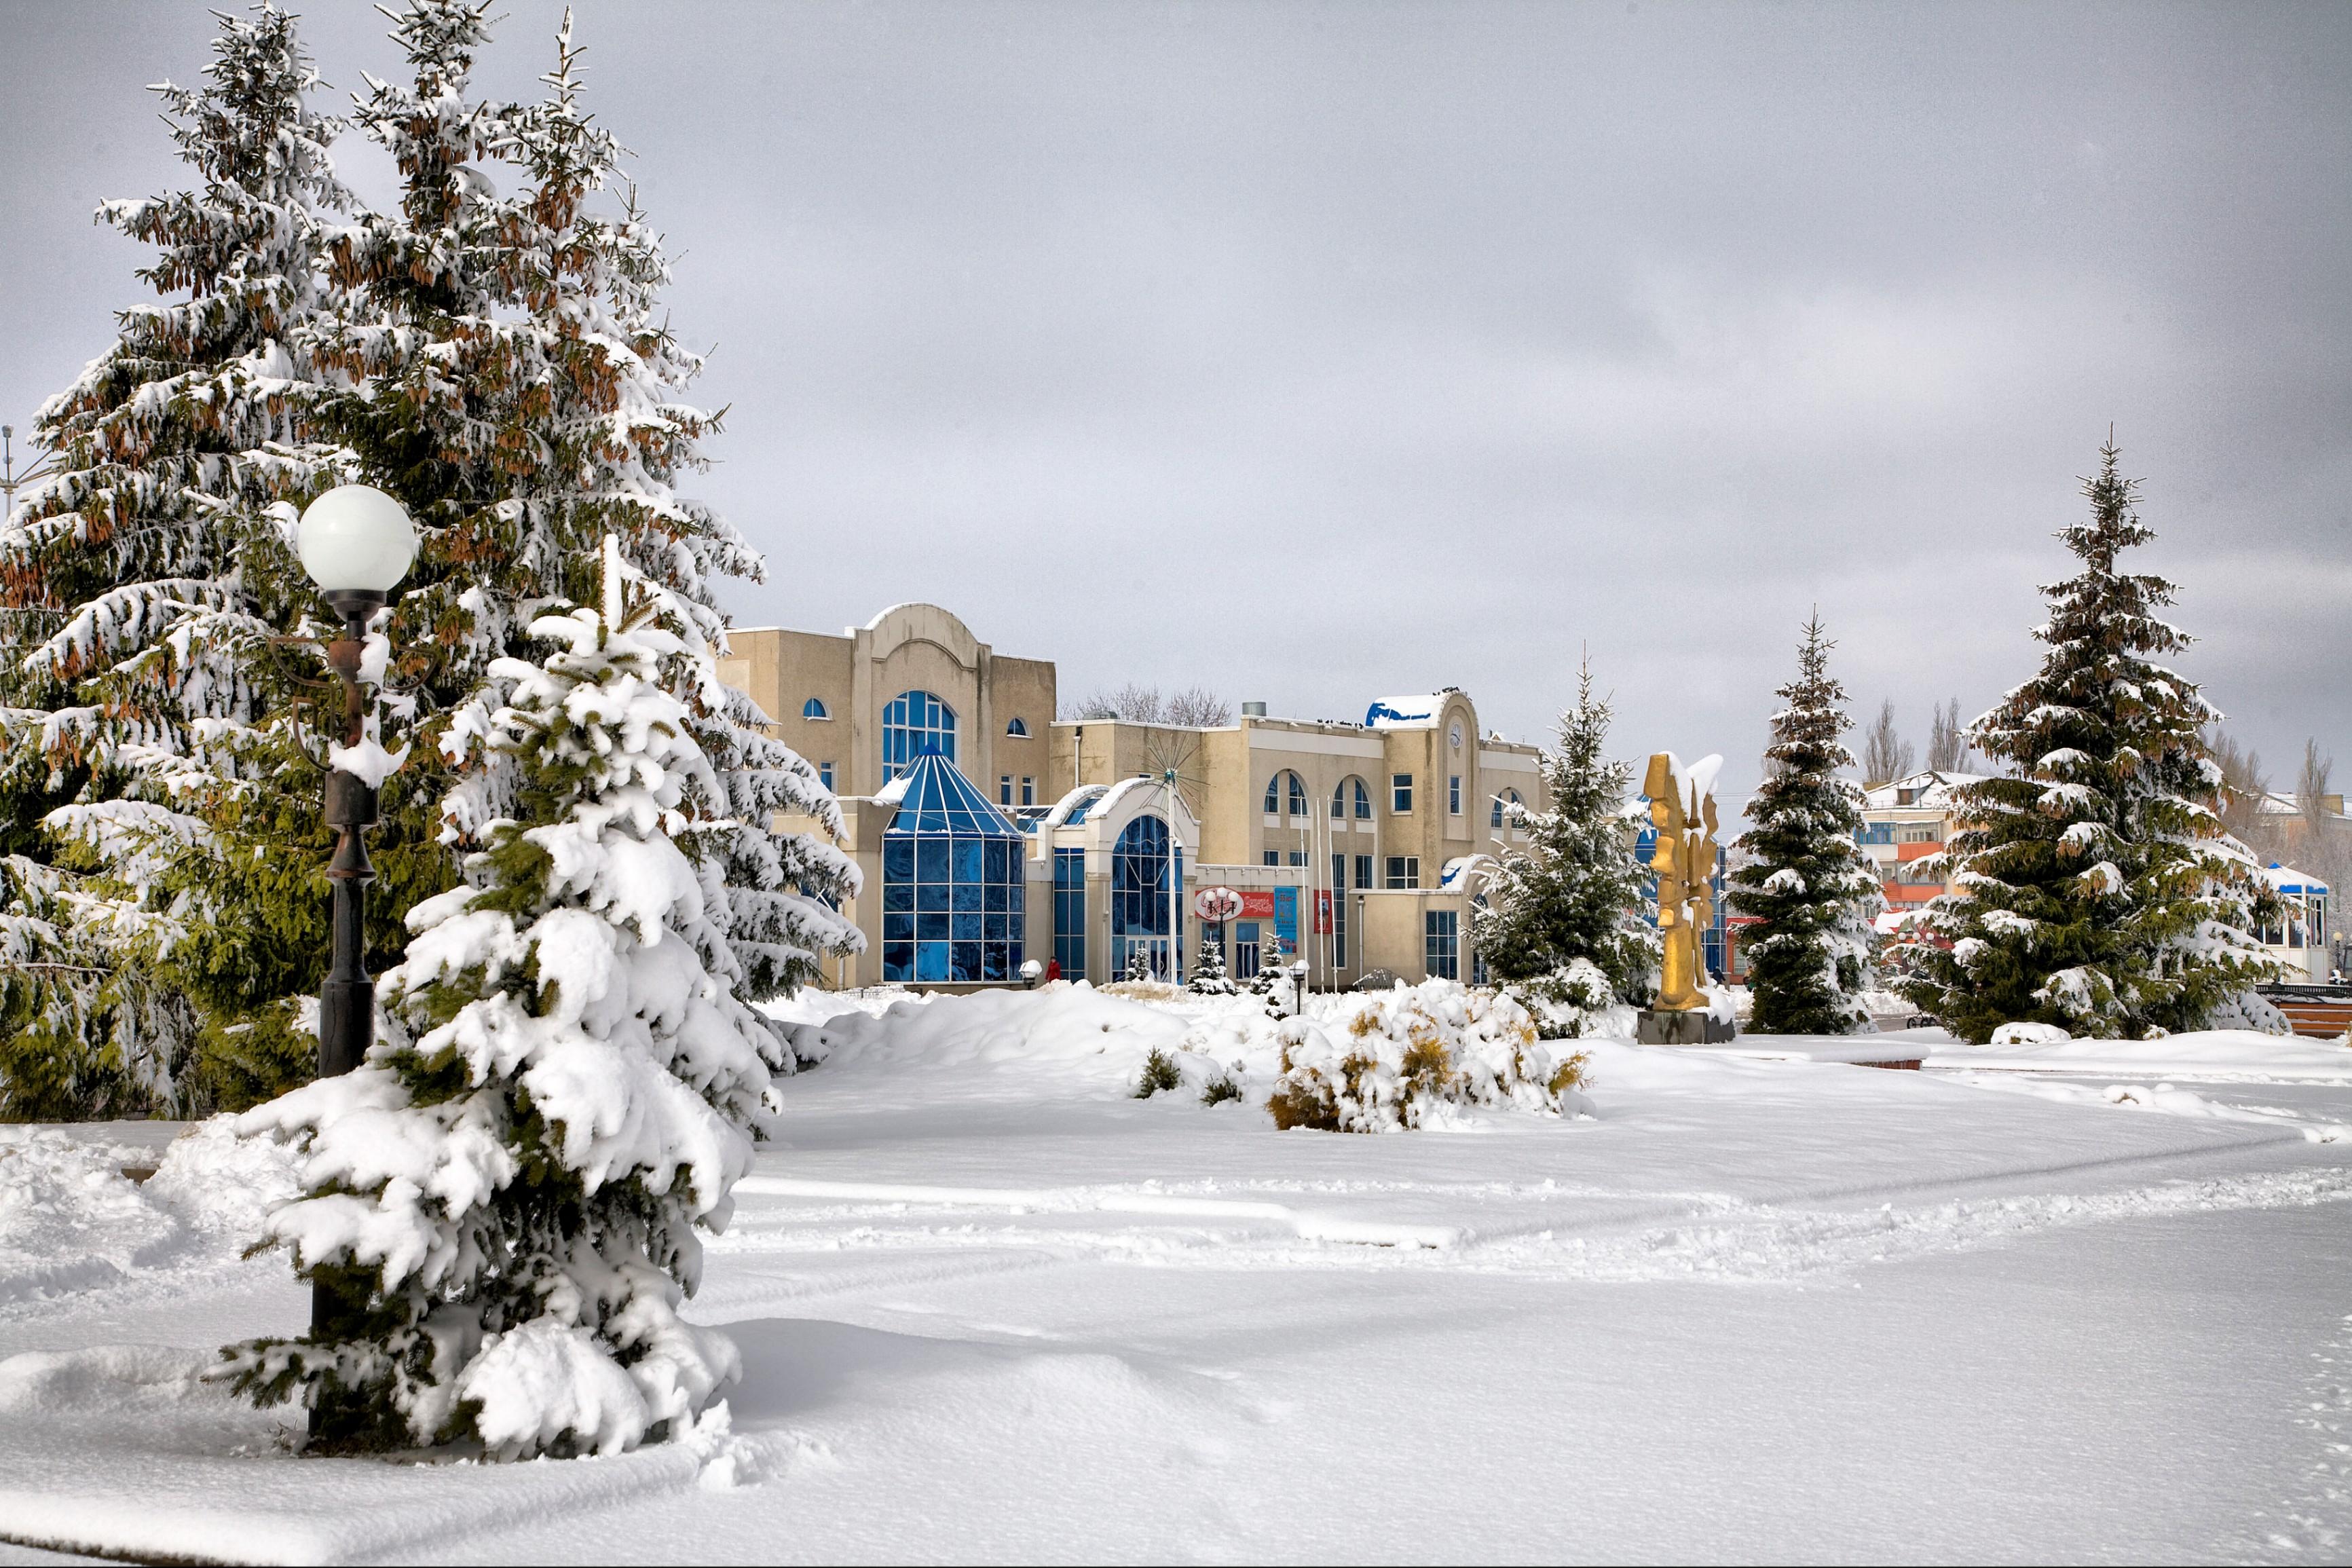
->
[[722, 608, 1547, 990]]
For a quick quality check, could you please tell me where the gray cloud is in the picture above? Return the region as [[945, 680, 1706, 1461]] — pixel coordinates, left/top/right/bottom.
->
[[5, 1, 2347, 798]]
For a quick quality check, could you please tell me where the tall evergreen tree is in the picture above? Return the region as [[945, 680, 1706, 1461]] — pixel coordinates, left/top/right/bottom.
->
[[1472, 656, 1658, 1035], [3, 2, 856, 1115], [1899, 441, 2277, 1041], [1727, 615, 1884, 1034], [347, 2, 854, 988], [0, 2, 350, 1115], [229, 545, 770, 1456]]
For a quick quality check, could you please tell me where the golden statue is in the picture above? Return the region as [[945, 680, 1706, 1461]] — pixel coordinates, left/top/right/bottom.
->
[[1641, 751, 1721, 1013]]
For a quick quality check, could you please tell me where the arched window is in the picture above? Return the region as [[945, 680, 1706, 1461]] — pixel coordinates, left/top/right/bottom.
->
[[802, 697, 829, 720], [882, 690, 956, 781], [1353, 778, 1372, 820], [1110, 814, 1183, 980], [1005, 716, 1028, 737], [1491, 788, 1524, 830], [1265, 770, 1306, 819], [1330, 780, 1348, 819]]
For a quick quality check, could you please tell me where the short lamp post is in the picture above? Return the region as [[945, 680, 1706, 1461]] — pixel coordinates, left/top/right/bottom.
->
[[296, 485, 415, 1429], [297, 484, 418, 1081]]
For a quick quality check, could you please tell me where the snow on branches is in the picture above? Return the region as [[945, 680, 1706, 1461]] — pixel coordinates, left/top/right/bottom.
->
[[1897, 441, 2281, 1041], [1727, 613, 1883, 1035], [1471, 654, 1658, 1035], [222, 545, 785, 1457]]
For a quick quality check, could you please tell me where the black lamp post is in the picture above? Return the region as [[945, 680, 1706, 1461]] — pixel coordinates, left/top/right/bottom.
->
[[295, 483, 415, 1427], [296, 483, 417, 1077]]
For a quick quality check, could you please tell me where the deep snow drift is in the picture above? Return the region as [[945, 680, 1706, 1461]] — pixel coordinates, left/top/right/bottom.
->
[[3, 982, 2349, 1564]]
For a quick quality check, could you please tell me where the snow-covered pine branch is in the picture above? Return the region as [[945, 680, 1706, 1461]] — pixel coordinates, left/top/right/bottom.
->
[[221, 540, 785, 1457]]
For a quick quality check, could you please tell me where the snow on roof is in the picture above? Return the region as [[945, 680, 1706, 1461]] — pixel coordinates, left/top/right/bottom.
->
[[1366, 694, 1448, 729], [1044, 783, 1106, 828], [2266, 862, 2331, 895], [1861, 769, 2000, 810], [1438, 854, 1497, 892]]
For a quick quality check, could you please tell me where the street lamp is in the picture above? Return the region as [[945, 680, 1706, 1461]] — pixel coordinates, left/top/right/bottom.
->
[[297, 485, 417, 1078]]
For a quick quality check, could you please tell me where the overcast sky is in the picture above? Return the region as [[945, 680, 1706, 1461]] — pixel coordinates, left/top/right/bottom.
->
[[4, 1, 2347, 799]]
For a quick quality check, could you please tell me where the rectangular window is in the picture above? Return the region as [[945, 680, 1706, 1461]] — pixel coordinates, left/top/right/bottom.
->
[[1449, 774, 1462, 815], [1392, 774, 1413, 813], [1385, 856, 1420, 891], [1000, 774, 1013, 805], [819, 761, 834, 791], [1332, 854, 1347, 967], [1288, 851, 1307, 867], [1425, 910, 1459, 979], [1020, 777, 1034, 807], [1354, 855, 1373, 891], [1234, 920, 1261, 979], [1264, 851, 1280, 867], [1053, 848, 1086, 979]]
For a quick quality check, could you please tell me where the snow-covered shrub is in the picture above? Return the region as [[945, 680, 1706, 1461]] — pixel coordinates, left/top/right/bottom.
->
[[1188, 937, 1239, 995], [1267, 982, 1592, 1133], [1990, 1022, 2071, 1046], [1513, 956, 1639, 1040], [1133, 1047, 1184, 1098], [2204, 990, 2291, 1037], [219, 566, 779, 1457]]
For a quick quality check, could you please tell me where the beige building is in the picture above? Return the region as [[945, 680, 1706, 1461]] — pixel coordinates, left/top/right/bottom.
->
[[722, 605, 1547, 991]]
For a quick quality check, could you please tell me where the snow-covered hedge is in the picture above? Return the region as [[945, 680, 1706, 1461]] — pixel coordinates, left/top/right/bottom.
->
[[1267, 982, 1594, 1134]]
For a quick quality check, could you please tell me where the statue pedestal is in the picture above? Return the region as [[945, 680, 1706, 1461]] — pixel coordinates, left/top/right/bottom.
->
[[1637, 1009, 1735, 1045]]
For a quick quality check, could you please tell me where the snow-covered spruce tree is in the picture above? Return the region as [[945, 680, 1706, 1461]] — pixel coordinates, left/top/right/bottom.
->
[[312, 4, 857, 1009], [1726, 614, 1884, 1034], [0, 3, 350, 1115], [1188, 929, 1238, 994], [1471, 656, 1658, 1037], [1897, 441, 2279, 1041], [226, 548, 772, 1456]]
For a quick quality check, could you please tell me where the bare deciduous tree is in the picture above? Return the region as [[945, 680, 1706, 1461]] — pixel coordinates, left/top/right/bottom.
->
[[1926, 697, 1971, 772], [2209, 729, 2272, 846], [1062, 683, 1232, 726], [1860, 699, 1915, 787]]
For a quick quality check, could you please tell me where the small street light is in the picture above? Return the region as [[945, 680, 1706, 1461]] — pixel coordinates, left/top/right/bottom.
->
[[297, 483, 417, 1078], [296, 484, 415, 1438], [1, 425, 62, 519]]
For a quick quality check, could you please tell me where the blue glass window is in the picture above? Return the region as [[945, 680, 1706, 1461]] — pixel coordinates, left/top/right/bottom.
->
[[879, 751, 1025, 984], [1392, 774, 1413, 813], [1053, 848, 1086, 978], [1425, 910, 1459, 980], [882, 690, 957, 782], [819, 760, 835, 792], [1354, 779, 1372, 819], [1006, 717, 1029, 737], [802, 697, 829, 720], [1110, 814, 1184, 980], [1332, 853, 1347, 967]]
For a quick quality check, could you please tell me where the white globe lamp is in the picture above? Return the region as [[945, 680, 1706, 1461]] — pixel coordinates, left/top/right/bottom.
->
[[299, 484, 417, 601]]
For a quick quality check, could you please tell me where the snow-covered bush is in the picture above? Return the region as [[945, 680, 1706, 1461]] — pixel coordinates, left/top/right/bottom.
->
[[220, 563, 781, 1457], [1187, 936, 1239, 996], [1267, 982, 1592, 1133], [1990, 1022, 2071, 1046], [1512, 956, 1639, 1040], [1133, 1047, 1184, 1098]]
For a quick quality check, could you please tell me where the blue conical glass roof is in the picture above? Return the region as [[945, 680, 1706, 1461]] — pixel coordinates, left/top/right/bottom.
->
[[883, 747, 1027, 838]]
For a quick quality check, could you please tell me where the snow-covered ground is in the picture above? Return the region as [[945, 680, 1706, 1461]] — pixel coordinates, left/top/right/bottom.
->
[[5, 984, 2351, 1564]]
